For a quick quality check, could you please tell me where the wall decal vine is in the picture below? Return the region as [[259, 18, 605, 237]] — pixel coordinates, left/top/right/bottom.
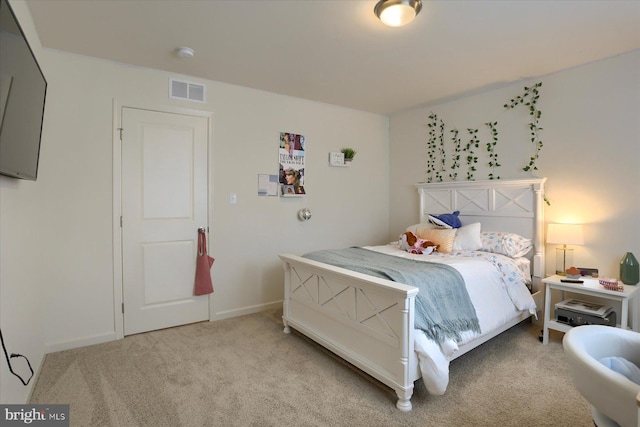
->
[[503, 82, 543, 172], [485, 121, 499, 180], [464, 128, 479, 180], [437, 117, 446, 182], [423, 81, 544, 184], [426, 113, 438, 183], [449, 129, 461, 181], [426, 113, 446, 182]]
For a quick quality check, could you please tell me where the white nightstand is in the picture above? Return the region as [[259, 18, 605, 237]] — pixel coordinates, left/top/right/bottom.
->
[[541, 275, 640, 345]]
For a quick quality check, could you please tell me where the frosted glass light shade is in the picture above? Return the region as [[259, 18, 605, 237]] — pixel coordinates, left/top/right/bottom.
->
[[375, 0, 422, 27]]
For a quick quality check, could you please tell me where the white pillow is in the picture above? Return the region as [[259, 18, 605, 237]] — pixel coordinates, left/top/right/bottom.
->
[[453, 222, 482, 251]]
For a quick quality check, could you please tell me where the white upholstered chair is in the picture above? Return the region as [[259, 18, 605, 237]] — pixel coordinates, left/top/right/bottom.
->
[[563, 325, 640, 427]]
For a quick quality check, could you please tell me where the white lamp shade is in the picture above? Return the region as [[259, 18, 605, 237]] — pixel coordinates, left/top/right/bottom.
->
[[547, 223, 584, 246]]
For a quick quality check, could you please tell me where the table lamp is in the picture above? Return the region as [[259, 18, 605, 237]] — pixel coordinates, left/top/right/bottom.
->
[[547, 223, 584, 275]]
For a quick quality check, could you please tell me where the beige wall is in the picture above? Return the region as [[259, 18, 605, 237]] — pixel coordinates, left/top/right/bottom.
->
[[39, 50, 390, 347], [0, 0, 47, 404], [1, 2, 390, 403], [389, 50, 640, 279], [3, 0, 638, 406]]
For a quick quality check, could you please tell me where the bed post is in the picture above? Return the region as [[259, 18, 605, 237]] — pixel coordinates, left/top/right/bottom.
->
[[282, 260, 291, 334], [396, 292, 416, 412], [417, 186, 427, 224], [532, 179, 546, 281], [396, 389, 413, 412]]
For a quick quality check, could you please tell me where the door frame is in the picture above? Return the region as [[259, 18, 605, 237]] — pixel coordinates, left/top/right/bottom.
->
[[112, 99, 214, 340]]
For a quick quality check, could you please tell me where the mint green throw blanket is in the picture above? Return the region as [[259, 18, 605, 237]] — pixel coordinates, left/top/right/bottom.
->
[[303, 247, 480, 343]]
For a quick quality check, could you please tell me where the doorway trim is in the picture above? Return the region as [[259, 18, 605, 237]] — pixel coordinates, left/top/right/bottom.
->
[[112, 99, 214, 340]]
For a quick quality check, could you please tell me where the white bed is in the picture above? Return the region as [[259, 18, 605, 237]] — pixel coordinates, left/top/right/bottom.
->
[[279, 178, 546, 411]]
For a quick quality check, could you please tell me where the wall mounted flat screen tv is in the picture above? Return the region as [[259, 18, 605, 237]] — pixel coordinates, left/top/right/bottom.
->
[[0, 0, 47, 181]]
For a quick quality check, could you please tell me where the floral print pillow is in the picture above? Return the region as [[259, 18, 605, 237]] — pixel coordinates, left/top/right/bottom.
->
[[480, 231, 533, 258]]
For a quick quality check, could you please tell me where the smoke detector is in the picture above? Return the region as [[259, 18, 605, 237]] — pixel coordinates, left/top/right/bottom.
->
[[175, 47, 195, 59]]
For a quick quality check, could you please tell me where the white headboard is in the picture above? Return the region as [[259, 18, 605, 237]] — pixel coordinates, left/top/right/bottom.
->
[[415, 178, 546, 279]]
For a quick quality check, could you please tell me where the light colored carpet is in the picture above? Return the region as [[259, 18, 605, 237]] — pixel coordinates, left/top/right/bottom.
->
[[30, 309, 592, 426]]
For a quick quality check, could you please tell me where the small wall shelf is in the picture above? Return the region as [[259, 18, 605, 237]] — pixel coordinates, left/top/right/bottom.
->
[[328, 151, 348, 167]]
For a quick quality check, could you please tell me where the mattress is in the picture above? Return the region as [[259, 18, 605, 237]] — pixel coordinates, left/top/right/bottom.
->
[[363, 243, 537, 394]]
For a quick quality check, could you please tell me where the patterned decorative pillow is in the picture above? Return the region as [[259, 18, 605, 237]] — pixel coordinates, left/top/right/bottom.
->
[[417, 228, 457, 253], [480, 231, 533, 258]]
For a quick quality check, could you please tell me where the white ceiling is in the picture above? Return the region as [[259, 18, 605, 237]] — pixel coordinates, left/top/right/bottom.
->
[[24, 0, 640, 115]]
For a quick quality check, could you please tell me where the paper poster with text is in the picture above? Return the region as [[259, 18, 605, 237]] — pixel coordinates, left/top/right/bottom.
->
[[279, 132, 305, 188]]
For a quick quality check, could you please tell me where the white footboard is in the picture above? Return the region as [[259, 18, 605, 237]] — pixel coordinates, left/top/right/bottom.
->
[[280, 254, 421, 411]]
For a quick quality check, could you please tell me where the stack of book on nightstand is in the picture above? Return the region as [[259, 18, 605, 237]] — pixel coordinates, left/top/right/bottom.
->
[[554, 299, 616, 327]]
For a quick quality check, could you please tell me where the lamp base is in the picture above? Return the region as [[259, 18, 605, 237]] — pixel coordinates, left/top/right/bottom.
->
[[555, 247, 574, 276]]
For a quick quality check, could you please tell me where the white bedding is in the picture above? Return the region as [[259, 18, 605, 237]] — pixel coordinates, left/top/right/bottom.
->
[[363, 244, 537, 395]]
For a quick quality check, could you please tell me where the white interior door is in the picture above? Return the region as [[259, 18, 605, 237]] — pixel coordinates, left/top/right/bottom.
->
[[121, 107, 209, 336]]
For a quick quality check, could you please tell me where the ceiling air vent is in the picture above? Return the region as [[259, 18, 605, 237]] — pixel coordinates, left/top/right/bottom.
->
[[169, 78, 206, 103]]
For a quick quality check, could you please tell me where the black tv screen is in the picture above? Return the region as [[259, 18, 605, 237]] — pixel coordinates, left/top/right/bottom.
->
[[0, 0, 47, 181]]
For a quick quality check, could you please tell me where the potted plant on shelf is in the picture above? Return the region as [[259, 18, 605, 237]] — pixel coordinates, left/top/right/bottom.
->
[[341, 148, 356, 164]]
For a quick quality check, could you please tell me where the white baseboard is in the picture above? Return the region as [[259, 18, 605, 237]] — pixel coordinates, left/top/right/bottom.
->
[[45, 331, 117, 354], [210, 301, 282, 321], [42, 303, 283, 353]]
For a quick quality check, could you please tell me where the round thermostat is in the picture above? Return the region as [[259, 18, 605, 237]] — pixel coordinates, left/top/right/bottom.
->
[[298, 208, 312, 221]]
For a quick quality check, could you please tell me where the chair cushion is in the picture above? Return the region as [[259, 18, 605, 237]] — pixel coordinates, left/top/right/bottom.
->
[[599, 356, 640, 385]]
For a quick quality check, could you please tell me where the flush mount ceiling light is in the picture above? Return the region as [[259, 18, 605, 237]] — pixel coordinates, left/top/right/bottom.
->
[[175, 47, 195, 59], [374, 0, 422, 27]]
